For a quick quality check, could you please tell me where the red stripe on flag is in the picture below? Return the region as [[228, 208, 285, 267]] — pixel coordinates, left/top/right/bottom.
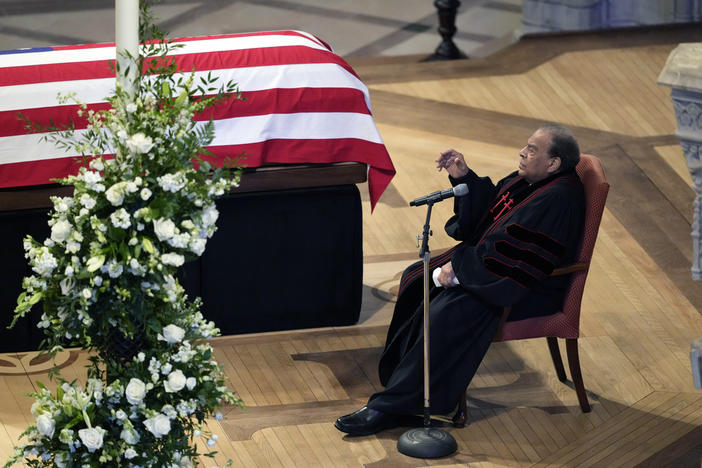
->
[[0, 45, 354, 87], [196, 88, 370, 120], [174, 46, 359, 80], [0, 61, 114, 87], [0, 156, 86, 189], [0, 88, 370, 138], [0, 103, 108, 137], [0, 138, 394, 211], [202, 138, 394, 211]]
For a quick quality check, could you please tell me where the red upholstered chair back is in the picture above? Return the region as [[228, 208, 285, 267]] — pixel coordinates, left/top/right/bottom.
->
[[495, 154, 609, 342]]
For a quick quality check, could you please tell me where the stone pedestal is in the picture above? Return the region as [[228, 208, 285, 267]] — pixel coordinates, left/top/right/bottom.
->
[[658, 43, 702, 280]]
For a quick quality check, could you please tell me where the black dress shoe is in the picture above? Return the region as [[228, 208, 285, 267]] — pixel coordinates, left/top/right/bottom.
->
[[334, 406, 402, 436]]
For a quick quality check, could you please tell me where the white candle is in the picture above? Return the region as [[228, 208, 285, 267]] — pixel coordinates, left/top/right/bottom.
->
[[115, 0, 139, 97]]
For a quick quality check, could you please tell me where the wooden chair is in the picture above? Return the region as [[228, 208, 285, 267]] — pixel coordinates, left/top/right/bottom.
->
[[453, 154, 610, 427]]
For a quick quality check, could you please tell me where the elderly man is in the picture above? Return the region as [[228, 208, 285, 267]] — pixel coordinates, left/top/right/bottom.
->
[[335, 124, 585, 436]]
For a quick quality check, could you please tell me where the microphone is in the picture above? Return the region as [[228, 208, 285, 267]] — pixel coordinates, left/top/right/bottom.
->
[[409, 183, 468, 207]]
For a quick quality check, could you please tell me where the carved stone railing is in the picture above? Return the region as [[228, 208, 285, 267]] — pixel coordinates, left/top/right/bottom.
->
[[522, 0, 702, 34], [658, 43, 702, 280]]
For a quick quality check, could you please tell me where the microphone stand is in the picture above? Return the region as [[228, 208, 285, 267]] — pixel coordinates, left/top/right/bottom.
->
[[397, 200, 458, 459]]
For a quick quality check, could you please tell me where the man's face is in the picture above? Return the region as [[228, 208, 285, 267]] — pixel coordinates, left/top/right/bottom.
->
[[518, 129, 559, 184]]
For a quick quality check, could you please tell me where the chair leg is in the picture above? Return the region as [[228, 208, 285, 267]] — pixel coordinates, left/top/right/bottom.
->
[[452, 389, 467, 427], [565, 338, 591, 413], [546, 337, 567, 382]]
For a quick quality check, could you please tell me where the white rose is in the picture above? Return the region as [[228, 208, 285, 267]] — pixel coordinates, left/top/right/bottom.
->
[[53, 197, 71, 213], [110, 208, 131, 228], [82, 169, 101, 181], [105, 181, 127, 206], [36, 414, 55, 438], [126, 133, 154, 154], [201, 204, 219, 227], [89, 158, 104, 171], [66, 240, 81, 253], [79, 194, 96, 210], [140, 188, 152, 201], [163, 369, 187, 393], [78, 426, 105, 452], [153, 218, 176, 241], [160, 324, 185, 344], [144, 414, 171, 438], [157, 172, 186, 192], [186, 377, 196, 390], [124, 448, 137, 459], [189, 238, 206, 256], [32, 247, 58, 277], [50, 219, 72, 242], [168, 233, 190, 249], [106, 260, 124, 278], [125, 378, 147, 405], [161, 253, 184, 267], [120, 427, 139, 445]]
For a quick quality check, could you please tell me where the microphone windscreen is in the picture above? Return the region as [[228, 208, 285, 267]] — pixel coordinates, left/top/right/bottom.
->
[[453, 183, 469, 197]]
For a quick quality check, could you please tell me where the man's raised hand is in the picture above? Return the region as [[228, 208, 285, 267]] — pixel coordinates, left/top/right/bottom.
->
[[436, 149, 469, 179]]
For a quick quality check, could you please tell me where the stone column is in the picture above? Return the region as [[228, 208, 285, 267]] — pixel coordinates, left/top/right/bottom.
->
[[115, 0, 139, 98], [658, 43, 702, 280]]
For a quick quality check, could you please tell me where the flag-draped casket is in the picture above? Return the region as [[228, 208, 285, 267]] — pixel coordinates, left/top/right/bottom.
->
[[0, 31, 394, 351], [0, 30, 394, 208]]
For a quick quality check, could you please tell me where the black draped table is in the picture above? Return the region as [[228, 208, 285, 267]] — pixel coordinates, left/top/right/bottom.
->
[[0, 162, 367, 352]]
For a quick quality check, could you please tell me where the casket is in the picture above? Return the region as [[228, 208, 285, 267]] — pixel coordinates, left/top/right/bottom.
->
[[0, 30, 394, 352]]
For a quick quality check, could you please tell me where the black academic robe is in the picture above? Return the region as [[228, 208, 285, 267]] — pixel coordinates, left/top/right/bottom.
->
[[367, 168, 584, 416]]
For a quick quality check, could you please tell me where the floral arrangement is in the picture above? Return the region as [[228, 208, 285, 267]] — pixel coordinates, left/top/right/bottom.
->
[[5, 3, 243, 467]]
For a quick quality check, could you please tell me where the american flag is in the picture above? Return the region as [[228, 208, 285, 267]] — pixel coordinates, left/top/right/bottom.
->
[[0, 30, 395, 209]]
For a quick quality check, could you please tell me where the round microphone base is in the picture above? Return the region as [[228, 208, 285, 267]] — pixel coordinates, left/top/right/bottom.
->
[[397, 426, 457, 459]]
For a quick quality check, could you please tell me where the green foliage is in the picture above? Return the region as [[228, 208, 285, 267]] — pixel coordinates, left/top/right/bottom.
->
[[6, 2, 244, 466]]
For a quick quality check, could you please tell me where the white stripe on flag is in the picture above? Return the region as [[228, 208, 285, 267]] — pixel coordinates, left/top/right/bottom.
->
[[0, 33, 329, 69], [0, 112, 383, 164], [0, 63, 368, 112], [210, 112, 384, 145]]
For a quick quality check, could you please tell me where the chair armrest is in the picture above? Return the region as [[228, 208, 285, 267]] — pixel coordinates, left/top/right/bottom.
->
[[551, 262, 588, 276]]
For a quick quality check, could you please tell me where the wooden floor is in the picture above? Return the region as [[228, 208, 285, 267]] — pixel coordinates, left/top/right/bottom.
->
[[3, 25, 702, 467]]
